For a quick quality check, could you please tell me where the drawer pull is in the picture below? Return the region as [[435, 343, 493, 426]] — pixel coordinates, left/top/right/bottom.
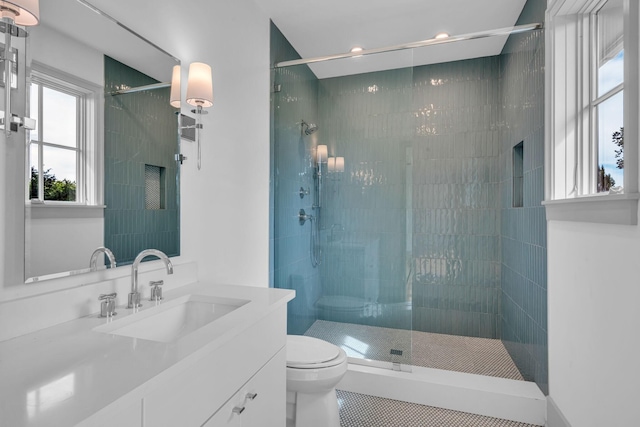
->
[[232, 406, 245, 415], [246, 392, 258, 401]]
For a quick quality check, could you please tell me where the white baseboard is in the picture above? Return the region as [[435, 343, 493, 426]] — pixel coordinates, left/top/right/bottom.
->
[[336, 363, 547, 426], [546, 397, 572, 427]]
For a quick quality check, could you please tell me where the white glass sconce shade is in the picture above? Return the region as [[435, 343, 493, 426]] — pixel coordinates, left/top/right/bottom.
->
[[327, 157, 336, 172], [0, 0, 39, 25], [316, 145, 328, 164], [186, 62, 213, 108], [335, 157, 345, 173], [169, 65, 181, 108]]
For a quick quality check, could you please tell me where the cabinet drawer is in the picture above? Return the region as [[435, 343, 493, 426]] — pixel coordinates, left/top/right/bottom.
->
[[203, 348, 285, 427], [143, 308, 286, 427]]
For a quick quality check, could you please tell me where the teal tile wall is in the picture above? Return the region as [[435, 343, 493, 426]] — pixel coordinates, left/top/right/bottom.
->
[[410, 58, 503, 338], [104, 56, 179, 265], [271, 23, 321, 335], [499, 0, 548, 394]]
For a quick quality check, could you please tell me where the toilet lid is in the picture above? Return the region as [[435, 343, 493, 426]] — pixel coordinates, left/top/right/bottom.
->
[[287, 335, 342, 368]]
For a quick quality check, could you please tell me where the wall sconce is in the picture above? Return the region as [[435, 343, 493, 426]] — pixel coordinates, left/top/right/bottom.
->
[[1, 0, 39, 138], [316, 145, 328, 164], [171, 62, 214, 170]]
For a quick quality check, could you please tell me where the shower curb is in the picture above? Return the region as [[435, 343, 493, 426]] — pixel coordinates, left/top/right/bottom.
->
[[336, 363, 546, 425]]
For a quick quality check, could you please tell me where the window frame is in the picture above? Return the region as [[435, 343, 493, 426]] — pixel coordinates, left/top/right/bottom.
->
[[26, 62, 103, 207], [544, 0, 640, 224]]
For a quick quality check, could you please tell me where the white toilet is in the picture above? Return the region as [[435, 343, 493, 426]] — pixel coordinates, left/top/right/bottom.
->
[[286, 335, 348, 427]]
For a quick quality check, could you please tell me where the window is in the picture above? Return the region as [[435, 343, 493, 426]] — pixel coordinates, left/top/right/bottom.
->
[[27, 63, 102, 205], [545, 0, 639, 224]]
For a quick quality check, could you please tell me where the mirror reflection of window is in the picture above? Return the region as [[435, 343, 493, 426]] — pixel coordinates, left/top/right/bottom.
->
[[29, 78, 81, 202], [27, 64, 101, 206]]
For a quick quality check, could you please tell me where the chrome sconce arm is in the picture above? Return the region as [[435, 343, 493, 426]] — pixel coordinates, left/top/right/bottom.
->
[[179, 103, 207, 170]]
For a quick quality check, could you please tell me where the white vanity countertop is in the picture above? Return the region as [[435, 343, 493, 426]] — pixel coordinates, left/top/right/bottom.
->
[[0, 283, 294, 427]]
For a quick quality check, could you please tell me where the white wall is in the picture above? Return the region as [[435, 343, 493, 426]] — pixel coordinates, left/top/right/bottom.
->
[[547, 221, 640, 427], [0, 0, 271, 339], [546, 1, 640, 426]]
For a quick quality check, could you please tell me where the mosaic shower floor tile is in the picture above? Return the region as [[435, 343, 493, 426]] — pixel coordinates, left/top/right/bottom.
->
[[305, 320, 523, 380], [338, 390, 539, 427]]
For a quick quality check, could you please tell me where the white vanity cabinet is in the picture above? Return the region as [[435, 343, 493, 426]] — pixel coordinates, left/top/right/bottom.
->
[[143, 308, 287, 427], [0, 284, 294, 427], [202, 348, 285, 426]]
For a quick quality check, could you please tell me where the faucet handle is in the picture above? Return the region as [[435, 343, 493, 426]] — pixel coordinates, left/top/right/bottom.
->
[[149, 280, 164, 301], [98, 293, 117, 317]]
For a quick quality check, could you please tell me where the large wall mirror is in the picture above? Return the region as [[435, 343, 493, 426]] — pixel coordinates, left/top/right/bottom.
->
[[24, 0, 181, 282]]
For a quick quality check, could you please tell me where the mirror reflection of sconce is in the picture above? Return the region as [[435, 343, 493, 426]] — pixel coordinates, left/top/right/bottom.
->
[[328, 156, 344, 173], [108, 61, 213, 170], [328, 156, 345, 180], [0, 0, 39, 138], [172, 62, 214, 170]]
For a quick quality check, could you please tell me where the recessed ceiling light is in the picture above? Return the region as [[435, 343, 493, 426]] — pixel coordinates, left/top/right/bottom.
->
[[434, 32, 450, 39]]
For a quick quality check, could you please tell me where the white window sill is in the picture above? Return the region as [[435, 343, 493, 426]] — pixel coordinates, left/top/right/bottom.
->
[[25, 203, 106, 220], [543, 193, 640, 225]]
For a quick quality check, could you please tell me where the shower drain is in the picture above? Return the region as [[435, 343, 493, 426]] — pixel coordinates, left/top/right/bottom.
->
[[390, 349, 403, 356]]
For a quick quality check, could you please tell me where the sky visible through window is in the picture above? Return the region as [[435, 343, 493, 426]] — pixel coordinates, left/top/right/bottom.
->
[[598, 50, 624, 188]]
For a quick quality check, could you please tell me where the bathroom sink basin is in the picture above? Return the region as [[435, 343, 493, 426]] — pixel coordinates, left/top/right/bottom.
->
[[94, 294, 249, 343]]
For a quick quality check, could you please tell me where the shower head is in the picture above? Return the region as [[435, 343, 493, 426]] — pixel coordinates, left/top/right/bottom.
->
[[301, 120, 319, 135]]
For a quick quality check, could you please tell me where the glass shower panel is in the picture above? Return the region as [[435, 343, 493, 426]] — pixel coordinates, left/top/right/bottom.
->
[[316, 63, 414, 368], [272, 62, 321, 336], [272, 46, 414, 369]]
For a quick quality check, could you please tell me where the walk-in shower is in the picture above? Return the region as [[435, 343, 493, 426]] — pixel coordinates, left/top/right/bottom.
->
[[271, 9, 548, 393]]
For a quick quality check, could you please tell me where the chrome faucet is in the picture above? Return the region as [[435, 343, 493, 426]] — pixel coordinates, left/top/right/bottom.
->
[[128, 249, 173, 308], [89, 247, 117, 271]]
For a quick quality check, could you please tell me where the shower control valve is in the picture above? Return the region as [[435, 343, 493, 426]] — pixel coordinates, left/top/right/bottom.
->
[[299, 187, 310, 199], [299, 208, 314, 225]]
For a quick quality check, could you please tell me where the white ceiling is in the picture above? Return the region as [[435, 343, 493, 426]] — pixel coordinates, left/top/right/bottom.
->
[[260, 0, 529, 79]]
